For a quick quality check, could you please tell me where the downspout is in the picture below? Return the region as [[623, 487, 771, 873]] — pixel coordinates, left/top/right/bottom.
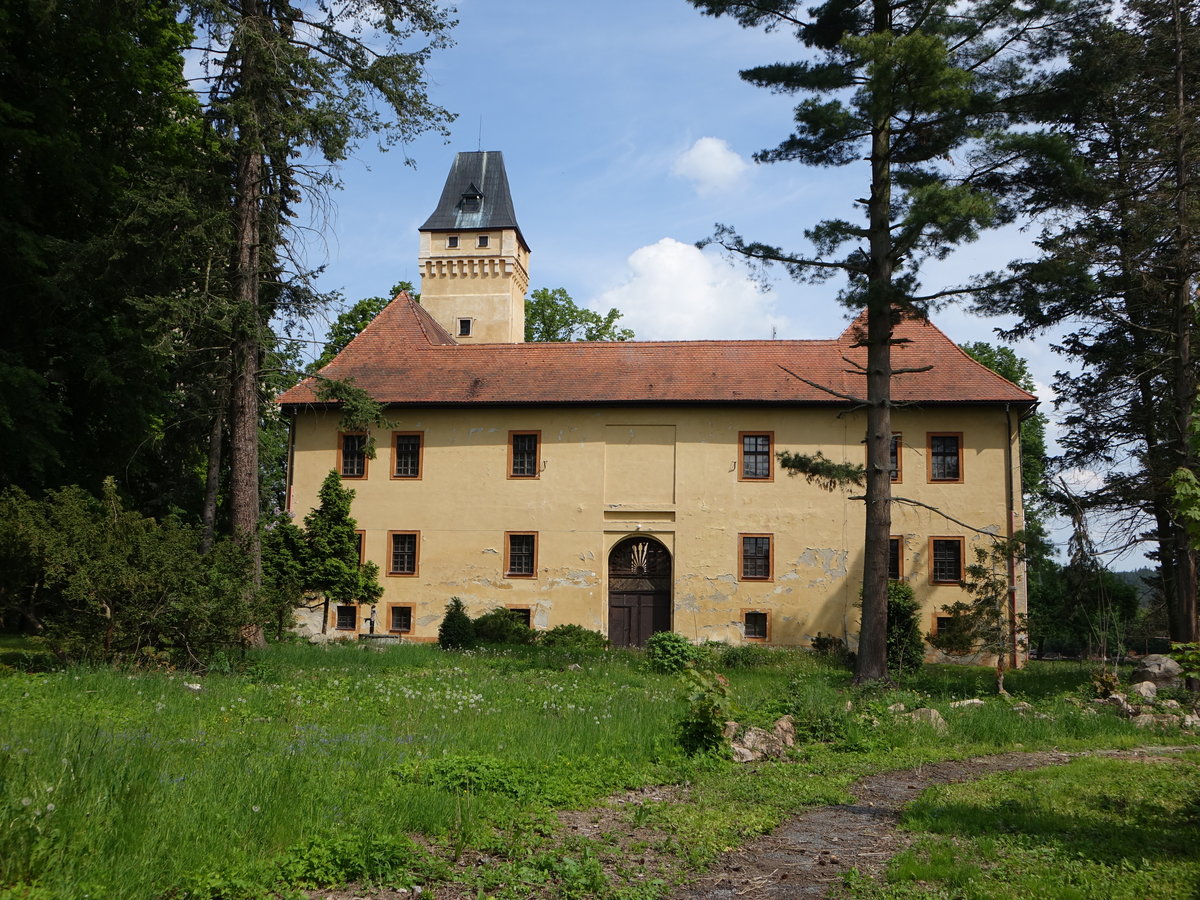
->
[[284, 409, 297, 516], [1004, 404, 1020, 668]]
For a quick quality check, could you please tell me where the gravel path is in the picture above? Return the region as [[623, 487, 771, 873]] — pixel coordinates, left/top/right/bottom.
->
[[669, 747, 1187, 899]]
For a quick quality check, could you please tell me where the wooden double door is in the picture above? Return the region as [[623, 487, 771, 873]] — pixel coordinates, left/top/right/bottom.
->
[[607, 537, 671, 647]]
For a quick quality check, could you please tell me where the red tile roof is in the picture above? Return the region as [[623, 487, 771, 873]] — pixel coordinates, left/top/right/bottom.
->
[[277, 295, 1036, 409]]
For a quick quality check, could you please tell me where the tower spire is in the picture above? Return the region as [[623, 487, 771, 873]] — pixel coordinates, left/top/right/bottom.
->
[[417, 151, 529, 343]]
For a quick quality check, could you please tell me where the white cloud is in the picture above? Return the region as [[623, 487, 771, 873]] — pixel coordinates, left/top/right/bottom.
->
[[590, 238, 787, 341], [671, 137, 750, 195]]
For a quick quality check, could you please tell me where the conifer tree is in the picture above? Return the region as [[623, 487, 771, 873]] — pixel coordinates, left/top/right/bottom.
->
[[302, 472, 382, 633], [975, 0, 1199, 644], [687, 0, 1094, 680], [184, 0, 455, 567]]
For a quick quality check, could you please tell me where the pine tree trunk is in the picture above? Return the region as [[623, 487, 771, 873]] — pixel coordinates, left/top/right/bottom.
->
[[227, 1, 266, 583], [200, 392, 225, 555], [1168, 0, 1198, 644], [855, 1, 895, 683]]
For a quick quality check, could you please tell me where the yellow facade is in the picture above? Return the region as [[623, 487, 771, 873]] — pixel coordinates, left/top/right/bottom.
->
[[287, 402, 1026, 648], [281, 150, 1031, 653]]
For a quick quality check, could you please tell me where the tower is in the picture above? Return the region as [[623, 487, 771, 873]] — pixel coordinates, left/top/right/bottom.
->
[[418, 151, 529, 343]]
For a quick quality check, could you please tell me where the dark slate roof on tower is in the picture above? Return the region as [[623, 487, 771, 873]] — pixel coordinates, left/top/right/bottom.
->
[[419, 151, 526, 248]]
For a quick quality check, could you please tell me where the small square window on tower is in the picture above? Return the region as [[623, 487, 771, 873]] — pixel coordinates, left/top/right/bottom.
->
[[446, 235, 459, 248], [457, 318, 473, 338], [477, 234, 489, 248]]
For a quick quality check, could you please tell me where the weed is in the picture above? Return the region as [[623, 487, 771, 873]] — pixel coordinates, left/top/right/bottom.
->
[[645, 632, 701, 674]]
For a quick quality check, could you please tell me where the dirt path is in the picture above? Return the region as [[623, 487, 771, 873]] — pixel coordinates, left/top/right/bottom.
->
[[669, 747, 1188, 900]]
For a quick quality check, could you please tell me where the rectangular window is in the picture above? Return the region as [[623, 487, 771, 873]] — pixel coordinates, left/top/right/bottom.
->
[[477, 234, 489, 248], [339, 432, 367, 479], [928, 433, 963, 482], [335, 605, 357, 631], [457, 318, 472, 337], [392, 432, 422, 479], [507, 607, 532, 628], [509, 431, 540, 478], [930, 537, 964, 584], [739, 432, 774, 481], [744, 610, 769, 640], [447, 235, 459, 248], [388, 531, 419, 576], [505, 532, 537, 577], [890, 433, 902, 483], [740, 534, 773, 581], [888, 536, 902, 580], [388, 605, 413, 634]]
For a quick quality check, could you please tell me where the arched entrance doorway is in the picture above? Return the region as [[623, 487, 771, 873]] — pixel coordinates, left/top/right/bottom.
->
[[607, 536, 672, 647]]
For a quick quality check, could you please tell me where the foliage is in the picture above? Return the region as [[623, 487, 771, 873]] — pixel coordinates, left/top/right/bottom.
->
[[301, 472, 382, 610], [717, 643, 777, 669], [472, 607, 536, 646], [687, 0, 1094, 681], [0, 0, 229, 515], [312, 378, 393, 457], [0, 481, 255, 669], [645, 631, 701, 674], [777, 450, 864, 492], [971, 0, 1200, 644], [538, 624, 608, 652], [185, 0, 455, 554], [886, 581, 926, 679], [1168, 642, 1200, 680], [676, 667, 732, 756], [524, 287, 634, 342], [438, 597, 475, 650], [811, 633, 852, 667], [927, 540, 1024, 693]]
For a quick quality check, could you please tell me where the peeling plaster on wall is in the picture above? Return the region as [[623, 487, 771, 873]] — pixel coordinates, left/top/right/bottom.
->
[[980, 524, 1001, 536], [468, 427, 483, 436], [797, 548, 849, 581], [482, 547, 498, 554], [533, 607, 551, 629], [417, 614, 441, 628], [544, 569, 598, 589]]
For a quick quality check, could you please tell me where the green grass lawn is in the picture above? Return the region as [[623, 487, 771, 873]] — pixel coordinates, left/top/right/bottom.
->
[[0, 642, 1195, 899]]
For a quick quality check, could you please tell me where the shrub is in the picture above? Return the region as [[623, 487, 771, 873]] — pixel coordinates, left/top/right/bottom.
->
[[0, 480, 257, 670], [437, 597, 475, 650], [472, 607, 536, 646], [718, 643, 774, 669], [811, 632, 853, 667], [887, 581, 926, 678], [645, 631, 700, 674], [539, 624, 608, 651], [676, 666, 732, 755]]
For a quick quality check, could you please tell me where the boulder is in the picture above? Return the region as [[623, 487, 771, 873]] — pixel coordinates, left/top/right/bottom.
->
[[949, 698, 985, 709], [1129, 681, 1157, 701], [909, 708, 947, 732], [887, 702, 907, 713], [1011, 701, 1032, 713], [727, 716, 796, 762], [1130, 654, 1183, 688]]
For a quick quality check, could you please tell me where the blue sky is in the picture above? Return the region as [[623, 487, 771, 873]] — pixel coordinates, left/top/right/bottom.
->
[[297, 1, 1143, 565]]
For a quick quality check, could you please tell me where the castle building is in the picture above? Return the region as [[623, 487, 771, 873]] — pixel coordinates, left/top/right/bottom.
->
[[278, 151, 1036, 650]]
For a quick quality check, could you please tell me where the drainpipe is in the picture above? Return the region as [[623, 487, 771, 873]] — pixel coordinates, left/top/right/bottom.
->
[[1005, 404, 1019, 668]]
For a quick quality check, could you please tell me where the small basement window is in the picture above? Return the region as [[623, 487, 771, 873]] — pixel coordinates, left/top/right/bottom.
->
[[389, 605, 413, 634], [507, 607, 532, 628], [744, 611, 768, 640], [335, 605, 357, 631]]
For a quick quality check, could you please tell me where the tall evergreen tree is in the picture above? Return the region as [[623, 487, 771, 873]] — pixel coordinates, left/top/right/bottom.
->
[[184, 0, 455, 567], [0, 0, 228, 511], [976, 0, 1199, 644], [687, 0, 1095, 679]]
